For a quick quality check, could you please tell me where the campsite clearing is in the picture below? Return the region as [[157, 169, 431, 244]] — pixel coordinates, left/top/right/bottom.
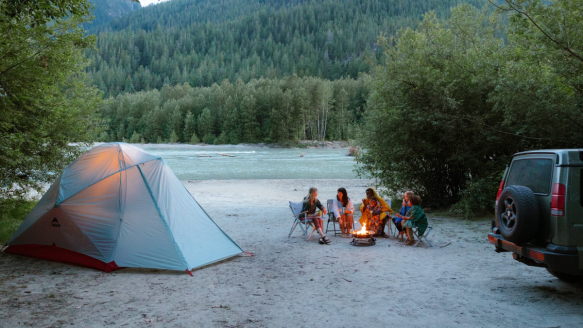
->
[[1, 179, 582, 327]]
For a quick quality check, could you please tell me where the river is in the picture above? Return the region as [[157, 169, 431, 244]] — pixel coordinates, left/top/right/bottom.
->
[[137, 144, 359, 180]]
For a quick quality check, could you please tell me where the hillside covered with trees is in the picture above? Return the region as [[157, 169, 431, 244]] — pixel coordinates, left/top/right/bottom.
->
[[87, 0, 487, 98], [85, 0, 141, 30]]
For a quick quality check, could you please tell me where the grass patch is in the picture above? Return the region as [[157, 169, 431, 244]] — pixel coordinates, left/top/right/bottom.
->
[[0, 198, 37, 244]]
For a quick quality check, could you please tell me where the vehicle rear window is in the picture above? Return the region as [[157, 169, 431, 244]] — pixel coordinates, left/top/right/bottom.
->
[[506, 158, 553, 194]]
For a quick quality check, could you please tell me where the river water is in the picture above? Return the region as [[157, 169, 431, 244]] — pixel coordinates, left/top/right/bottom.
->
[[138, 144, 359, 180]]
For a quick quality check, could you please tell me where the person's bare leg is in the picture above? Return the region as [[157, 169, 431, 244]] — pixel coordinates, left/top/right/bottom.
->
[[405, 227, 415, 244], [345, 214, 353, 233]]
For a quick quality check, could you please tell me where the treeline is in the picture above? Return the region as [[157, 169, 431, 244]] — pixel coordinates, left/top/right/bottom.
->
[[357, 2, 583, 216], [86, 0, 486, 97], [98, 76, 367, 144]]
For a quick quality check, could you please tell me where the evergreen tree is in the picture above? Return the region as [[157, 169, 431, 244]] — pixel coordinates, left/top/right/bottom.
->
[[183, 110, 196, 143], [129, 130, 141, 143], [169, 130, 178, 143], [190, 133, 200, 144]]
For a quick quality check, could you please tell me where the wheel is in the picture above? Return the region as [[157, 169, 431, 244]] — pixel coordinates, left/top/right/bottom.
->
[[546, 268, 583, 283], [496, 185, 540, 244]]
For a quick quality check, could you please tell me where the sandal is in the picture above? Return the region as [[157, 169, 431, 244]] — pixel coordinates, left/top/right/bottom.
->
[[320, 236, 331, 245]]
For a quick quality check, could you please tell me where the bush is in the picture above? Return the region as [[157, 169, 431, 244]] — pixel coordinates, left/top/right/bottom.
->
[[0, 198, 37, 244], [449, 174, 500, 219], [99, 131, 110, 142]]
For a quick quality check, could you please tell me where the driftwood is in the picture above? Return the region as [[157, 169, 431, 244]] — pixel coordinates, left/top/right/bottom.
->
[[198, 155, 212, 157], [218, 153, 235, 157]]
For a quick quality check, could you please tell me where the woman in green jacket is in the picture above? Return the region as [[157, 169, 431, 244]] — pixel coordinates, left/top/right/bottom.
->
[[398, 194, 428, 246]]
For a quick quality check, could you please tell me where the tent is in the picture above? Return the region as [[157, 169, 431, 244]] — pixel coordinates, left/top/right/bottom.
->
[[4, 143, 243, 272]]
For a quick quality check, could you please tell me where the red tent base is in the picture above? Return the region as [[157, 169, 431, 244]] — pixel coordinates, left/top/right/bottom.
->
[[5, 244, 121, 272]]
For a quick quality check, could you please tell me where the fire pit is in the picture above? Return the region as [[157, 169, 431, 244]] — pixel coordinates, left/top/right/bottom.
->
[[350, 223, 376, 246]]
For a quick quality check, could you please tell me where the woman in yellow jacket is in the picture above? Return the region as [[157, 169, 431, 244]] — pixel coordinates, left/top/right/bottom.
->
[[359, 188, 393, 237]]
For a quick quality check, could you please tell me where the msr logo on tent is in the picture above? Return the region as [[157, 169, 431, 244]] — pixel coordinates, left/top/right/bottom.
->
[[51, 218, 60, 227]]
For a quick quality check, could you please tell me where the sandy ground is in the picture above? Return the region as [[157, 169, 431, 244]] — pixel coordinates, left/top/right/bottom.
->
[[1, 179, 583, 328]]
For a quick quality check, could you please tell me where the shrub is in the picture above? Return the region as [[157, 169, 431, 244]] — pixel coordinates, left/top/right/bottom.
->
[[0, 198, 37, 244], [449, 174, 500, 219]]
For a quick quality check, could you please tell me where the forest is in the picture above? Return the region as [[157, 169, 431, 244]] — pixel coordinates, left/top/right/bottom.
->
[[98, 76, 367, 145], [86, 0, 487, 97]]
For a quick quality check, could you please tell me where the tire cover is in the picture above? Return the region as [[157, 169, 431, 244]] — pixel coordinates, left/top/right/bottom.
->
[[496, 185, 540, 244]]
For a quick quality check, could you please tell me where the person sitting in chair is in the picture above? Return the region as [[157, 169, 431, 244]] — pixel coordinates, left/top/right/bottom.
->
[[359, 188, 393, 237], [300, 187, 330, 245], [333, 187, 355, 238], [393, 191, 412, 240], [399, 194, 428, 246], [362, 197, 384, 236]]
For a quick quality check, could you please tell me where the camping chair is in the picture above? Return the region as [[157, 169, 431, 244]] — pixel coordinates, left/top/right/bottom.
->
[[406, 225, 434, 247], [380, 199, 396, 237], [385, 213, 399, 237], [325, 199, 342, 237], [288, 201, 322, 241]]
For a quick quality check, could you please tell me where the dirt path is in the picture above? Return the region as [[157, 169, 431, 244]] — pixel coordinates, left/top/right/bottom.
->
[[1, 179, 582, 327]]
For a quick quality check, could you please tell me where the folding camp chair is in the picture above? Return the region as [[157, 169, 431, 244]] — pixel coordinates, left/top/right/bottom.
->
[[379, 199, 395, 237], [406, 225, 434, 247], [325, 199, 342, 237], [385, 213, 399, 237], [288, 201, 323, 241]]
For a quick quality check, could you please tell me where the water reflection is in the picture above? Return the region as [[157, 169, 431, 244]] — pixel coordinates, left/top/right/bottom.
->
[[138, 144, 358, 180]]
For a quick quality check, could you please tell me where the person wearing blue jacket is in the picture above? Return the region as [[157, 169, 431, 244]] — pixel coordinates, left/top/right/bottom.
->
[[392, 191, 412, 240]]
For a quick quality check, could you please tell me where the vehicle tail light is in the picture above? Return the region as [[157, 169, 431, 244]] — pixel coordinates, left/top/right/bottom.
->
[[529, 250, 545, 262], [495, 180, 505, 205], [551, 183, 566, 216]]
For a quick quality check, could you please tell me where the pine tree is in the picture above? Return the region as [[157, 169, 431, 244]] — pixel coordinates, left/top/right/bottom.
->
[[183, 110, 196, 143], [124, 75, 135, 93], [129, 130, 141, 143], [169, 130, 178, 143], [189, 132, 200, 144]]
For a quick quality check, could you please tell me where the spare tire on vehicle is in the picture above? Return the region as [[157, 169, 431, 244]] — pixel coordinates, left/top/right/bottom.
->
[[496, 185, 540, 244]]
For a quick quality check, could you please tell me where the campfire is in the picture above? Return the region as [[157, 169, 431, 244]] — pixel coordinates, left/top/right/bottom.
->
[[351, 223, 372, 238], [349, 223, 376, 246]]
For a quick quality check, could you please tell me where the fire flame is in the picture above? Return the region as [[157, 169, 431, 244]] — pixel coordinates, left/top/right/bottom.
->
[[351, 223, 369, 236]]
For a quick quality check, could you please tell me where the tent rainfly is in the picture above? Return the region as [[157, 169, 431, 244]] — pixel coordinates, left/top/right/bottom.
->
[[4, 143, 243, 272]]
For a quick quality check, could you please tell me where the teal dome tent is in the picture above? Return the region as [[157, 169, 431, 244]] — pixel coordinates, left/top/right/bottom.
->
[[5, 143, 242, 273]]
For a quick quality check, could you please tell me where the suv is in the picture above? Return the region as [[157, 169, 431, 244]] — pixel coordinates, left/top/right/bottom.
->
[[488, 149, 583, 282]]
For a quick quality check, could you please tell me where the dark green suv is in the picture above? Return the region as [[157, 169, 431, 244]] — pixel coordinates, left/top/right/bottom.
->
[[488, 149, 583, 282]]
